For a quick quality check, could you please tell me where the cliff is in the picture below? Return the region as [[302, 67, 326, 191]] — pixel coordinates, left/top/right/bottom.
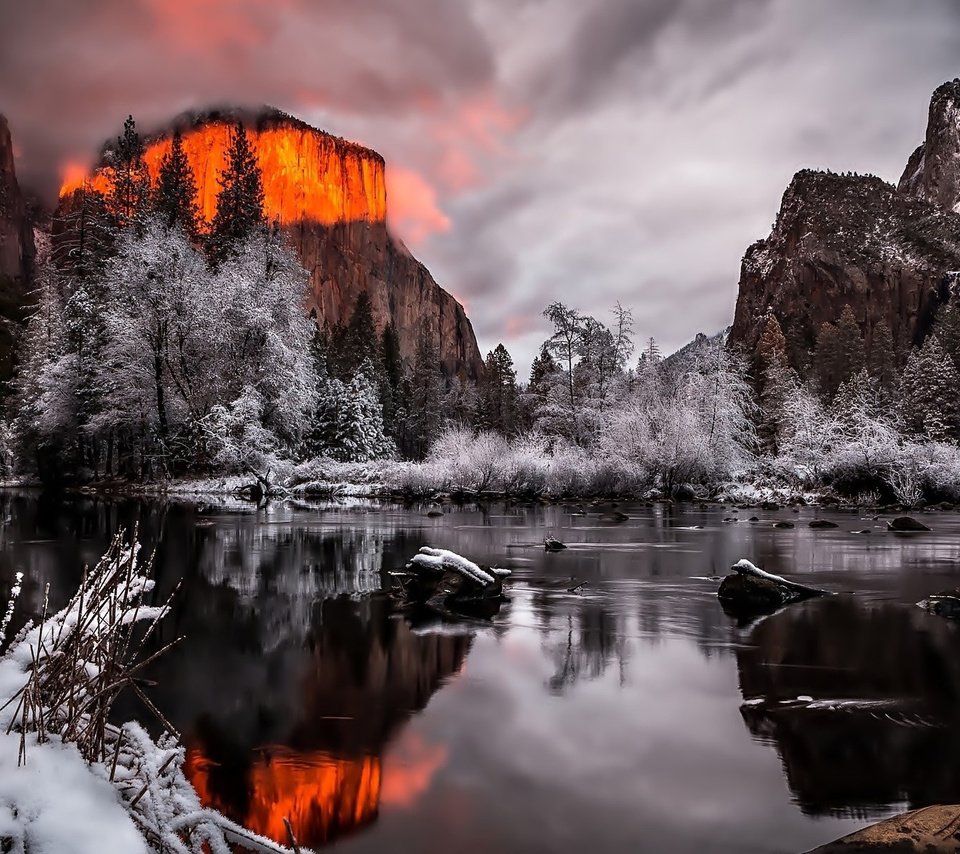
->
[[59, 108, 483, 378], [0, 115, 36, 384], [730, 80, 960, 360], [898, 79, 960, 213], [730, 169, 960, 356]]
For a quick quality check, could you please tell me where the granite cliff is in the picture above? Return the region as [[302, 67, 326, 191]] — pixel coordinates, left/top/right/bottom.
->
[[730, 81, 960, 361], [59, 109, 484, 378]]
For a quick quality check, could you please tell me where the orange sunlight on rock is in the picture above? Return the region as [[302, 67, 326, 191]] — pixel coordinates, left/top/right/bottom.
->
[[59, 120, 387, 228]]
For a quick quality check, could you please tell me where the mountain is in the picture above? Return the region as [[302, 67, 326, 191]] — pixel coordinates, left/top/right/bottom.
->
[[899, 79, 960, 213], [729, 82, 960, 362], [0, 115, 36, 383], [58, 108, 484, 379]]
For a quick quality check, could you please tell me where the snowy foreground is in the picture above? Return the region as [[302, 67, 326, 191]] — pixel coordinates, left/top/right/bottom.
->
[[0, 536, 296, 854]]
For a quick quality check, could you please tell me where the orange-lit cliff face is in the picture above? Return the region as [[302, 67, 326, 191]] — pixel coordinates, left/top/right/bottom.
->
[[60, 120, 387, 228], [57, 110, 483, 379]]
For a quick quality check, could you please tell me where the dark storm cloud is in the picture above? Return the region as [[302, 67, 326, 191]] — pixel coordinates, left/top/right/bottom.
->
[[0, 0, 958, 374]]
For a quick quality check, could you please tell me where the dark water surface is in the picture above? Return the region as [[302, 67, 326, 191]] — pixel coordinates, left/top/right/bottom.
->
[[2, 491, 960, 853]]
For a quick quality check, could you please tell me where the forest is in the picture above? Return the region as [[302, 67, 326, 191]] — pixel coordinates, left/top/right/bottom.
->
[[10, 116, 960, 506]]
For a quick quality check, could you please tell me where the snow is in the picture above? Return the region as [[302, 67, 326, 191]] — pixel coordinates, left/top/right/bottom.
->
[[0, 731, 150, 854], [731, 558, 794, 587]]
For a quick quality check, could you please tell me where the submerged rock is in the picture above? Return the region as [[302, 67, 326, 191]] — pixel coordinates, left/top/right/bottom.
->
[[718, 559, 832, 618], [918, 591, 960, 620], [808, 520, 839, 529], [808, 803, 960, 852], [599, 510, 629, 523], [888, 516, 932, 532], [773, 521, 795, 529]]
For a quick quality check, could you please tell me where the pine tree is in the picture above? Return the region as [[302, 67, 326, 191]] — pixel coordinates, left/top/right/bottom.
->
[[311, 366, 393, 462], [867, 319, 897, 397], [334, 291, 380, 378], [478, 343, 519, 433], [816, 305, 865, 400], [934, 300, 960, 374], [153, 129, 200, 238], [755, 313, 795, 452], [407, 328, 445, 459], [900, 335, 960, 440], [107, 115, 150, 231], [379, 322, 407, 438], [208, 122, 265, 263]]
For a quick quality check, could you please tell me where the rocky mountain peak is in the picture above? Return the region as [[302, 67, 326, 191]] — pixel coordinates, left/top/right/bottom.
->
[[898, 78, 960, 213]]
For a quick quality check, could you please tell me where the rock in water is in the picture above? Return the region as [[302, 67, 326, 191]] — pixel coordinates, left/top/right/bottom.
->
[[918, 591, 960, 620], [809, 520, 839, 529], [544, 536, 567, 552], [599, 511, 629, 523], [807, 803, 960, 852], [888, 516, 931, 532], [773, 521, 795, 529], [392, 546, 510, 620], [718, 559, 831, 618]]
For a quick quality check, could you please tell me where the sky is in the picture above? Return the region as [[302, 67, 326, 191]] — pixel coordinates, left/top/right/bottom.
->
[[1, 0, 959, 376]]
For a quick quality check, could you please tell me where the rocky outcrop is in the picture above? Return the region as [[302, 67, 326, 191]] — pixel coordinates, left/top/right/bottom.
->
[[59, 108, 484, 379], [729, 169, 960, 357], [0, 115, 36, 384], [899, 80, 960, 214], [730, 81, 960, 361]]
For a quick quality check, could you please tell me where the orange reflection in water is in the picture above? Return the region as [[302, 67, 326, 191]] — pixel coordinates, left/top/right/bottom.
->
[[184, 732, 447, 847], [59, 122, 387, 228]]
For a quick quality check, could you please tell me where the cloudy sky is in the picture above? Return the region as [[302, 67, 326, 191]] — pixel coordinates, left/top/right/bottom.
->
[[1, 0, 958, 374]]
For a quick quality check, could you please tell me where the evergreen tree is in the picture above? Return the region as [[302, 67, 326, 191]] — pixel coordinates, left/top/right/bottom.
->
[[478, 343, 519, 433], [208, 122, 265, 263], [867, 319, 897, 397], [816, 305, 865, 400], [934, 300, 960, 374], [755, 313, 795, 452], [153, 129, 200, 238], [107, 115, 150, 231], [519, 344, 559, 430], [407, 328, 445, 459], [311, 366, 394, 462], [900, 335, 960, 440], [52, 183, 115, 280], [333, 291, 380, 378]]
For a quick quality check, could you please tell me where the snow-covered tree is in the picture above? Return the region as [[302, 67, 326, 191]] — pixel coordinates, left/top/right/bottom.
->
[[900, 335, 960, 441], [310, 366, 394, 462]]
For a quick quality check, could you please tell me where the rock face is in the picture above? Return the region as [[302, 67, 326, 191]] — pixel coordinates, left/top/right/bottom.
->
[[59, 109, 484, 378], [899, 79, 960, 214], [0, 115, 35, 383], [730, 81, 960, 360]]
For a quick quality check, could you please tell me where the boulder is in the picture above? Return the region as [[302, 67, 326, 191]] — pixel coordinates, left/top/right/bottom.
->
[[391, 547, 510, 620], [807, 803, 960, 852], [918, 591, 960, 620], [773, 521, 795, 529], [544, 536, 567, 552], [809, 520, 839, 529], [888, 516, 931, 532], [718, 559, 832, 618]]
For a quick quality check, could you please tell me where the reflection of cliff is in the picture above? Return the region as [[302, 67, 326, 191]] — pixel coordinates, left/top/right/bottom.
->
[[167, 579, 469, 848], [735, 597, 960, 817]]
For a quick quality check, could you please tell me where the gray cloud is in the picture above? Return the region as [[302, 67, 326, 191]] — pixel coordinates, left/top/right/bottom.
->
[[0, 0, 958, 376]]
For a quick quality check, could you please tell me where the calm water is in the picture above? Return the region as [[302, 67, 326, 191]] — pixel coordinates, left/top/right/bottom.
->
[[2, 491, 960, 853]]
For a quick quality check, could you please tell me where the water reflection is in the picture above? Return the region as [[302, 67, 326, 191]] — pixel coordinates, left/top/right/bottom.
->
[[735, 596, 960, 818], [5, 493, 960, 851]]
